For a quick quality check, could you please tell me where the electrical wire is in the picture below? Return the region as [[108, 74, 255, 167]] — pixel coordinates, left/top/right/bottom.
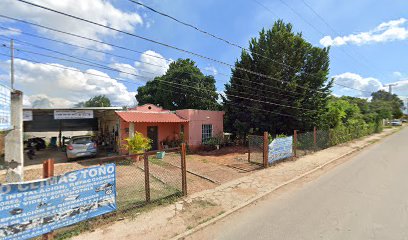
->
[[0, 25, 307, 98], [1, 43, 320, 113], [0, 51, 304, 119], [6, 2, 374, 95], [9, 2, 330, 95]]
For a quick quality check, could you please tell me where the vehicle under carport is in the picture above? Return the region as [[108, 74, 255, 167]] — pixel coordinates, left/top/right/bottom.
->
[[23, 107, 122, 166]]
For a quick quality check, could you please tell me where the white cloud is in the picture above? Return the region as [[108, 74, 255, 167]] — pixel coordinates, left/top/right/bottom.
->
[[0, 0, 143, 50], [393, 71, 403, 78], [320, 18, 408, 47], [333, 72, 383, 97], [0, 27, 21, 36], [204, 66, 218, 76], [110, 50, 171, 82], [0, 59, 136, 108]]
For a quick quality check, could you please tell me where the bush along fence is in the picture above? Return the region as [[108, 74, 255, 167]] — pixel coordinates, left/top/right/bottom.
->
[[248, 122, 383, 167], [0, 144, 187, 240]]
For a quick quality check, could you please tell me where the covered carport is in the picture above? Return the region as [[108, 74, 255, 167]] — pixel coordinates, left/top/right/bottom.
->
[[23, 107, 122, 165]]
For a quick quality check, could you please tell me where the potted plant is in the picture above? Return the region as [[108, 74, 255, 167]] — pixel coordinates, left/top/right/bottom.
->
[[122, 132, 152, 161]]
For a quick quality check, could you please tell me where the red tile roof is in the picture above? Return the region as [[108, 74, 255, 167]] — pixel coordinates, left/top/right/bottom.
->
[[116, 111, 188, 123]]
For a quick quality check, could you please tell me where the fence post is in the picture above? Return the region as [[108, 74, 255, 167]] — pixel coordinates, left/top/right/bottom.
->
[[263, 132, 268, 168], [144, 152, 150, 202], [181, 143, 187, 196], [247, 144, 251, 163], [313, 126, 317, 150], [293, 130, 297, 158], [42, 159, 54, 240]]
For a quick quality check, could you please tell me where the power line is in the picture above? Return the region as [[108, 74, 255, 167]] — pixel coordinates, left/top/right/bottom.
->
[[299, 0, 382, 74], [0, 34, 303, 99], [127, 0, 333, 87], [272, 0, 379, 74], [0, 51, 140, 86], [156, 84, 302, 119], [8, 1, 375, 95], [127, 0, 376, 95], [1, 43, 319, 113], [0, 16, 320, 97], [10, 1, 330, 95]]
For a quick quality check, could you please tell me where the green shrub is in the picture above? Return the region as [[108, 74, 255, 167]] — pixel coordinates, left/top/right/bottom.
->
[[122, 132, 152, 154]]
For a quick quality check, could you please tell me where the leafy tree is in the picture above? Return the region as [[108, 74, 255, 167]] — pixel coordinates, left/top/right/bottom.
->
[[223, 20, 332, 135], [322, 97, 362, 128], [371, 90, 403, 119], [136, 59, 220, 110], [81, 95, 111, 107]]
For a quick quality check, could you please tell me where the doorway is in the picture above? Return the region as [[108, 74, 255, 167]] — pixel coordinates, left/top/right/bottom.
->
[[147, 126, 158, 150]]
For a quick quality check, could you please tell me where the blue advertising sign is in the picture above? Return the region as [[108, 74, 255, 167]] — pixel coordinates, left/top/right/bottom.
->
[[0, 84, 11, 131], [0, 164, 116, 240], [268, 136, 293, 163]]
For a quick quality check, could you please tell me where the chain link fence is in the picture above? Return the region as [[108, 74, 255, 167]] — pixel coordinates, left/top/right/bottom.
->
[[295, 122, 383, 157], [2, 148, 185, 214], [248, 135, 264, 165]]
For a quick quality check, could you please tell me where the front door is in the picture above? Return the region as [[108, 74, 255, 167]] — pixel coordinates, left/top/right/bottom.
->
[[147, 126, 158, 150]]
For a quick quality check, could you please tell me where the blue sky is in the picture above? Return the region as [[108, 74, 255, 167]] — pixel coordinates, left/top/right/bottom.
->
[[0, 0, 407, 108]]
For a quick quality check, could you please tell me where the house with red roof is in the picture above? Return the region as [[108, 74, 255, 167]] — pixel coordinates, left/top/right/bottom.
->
[[116, 104, 224, 152]]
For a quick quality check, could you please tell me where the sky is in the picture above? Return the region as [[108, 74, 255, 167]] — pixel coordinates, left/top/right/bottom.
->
[[0, 0, 407, 109]]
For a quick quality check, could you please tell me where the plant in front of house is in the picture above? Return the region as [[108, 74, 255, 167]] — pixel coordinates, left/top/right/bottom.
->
[[123, 132, 152, 156]]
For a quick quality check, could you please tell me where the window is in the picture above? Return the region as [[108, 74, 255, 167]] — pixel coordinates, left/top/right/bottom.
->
[[202, 124, 213, 143]]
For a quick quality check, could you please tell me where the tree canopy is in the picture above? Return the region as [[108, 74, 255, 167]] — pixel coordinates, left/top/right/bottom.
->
[[136, 59, 220, 110], [223, 20, 332, 135], [76, 95, 111, 107], [371, 90, 404, 119]]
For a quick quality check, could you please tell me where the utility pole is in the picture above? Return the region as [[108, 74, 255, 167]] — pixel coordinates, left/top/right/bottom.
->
[[10, 39, 14, 90], [4, 38, 24, 182], [385, 83, 397, 94]]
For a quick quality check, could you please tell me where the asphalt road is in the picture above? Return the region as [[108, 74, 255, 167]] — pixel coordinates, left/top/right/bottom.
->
[[189, 127, 408, 240]]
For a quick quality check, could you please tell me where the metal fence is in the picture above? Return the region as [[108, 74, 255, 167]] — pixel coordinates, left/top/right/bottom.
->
[[294, 123, 382, 157], [248, 134, 265, 165], [296, 128, 331, 157], [3, 147, 187, 214]]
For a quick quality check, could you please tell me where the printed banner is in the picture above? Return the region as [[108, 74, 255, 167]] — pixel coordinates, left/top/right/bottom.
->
[[0, 164, 116, 240], [0, 85, 11, 131], [54, 110, 93, 120], [268, 136, 293, 163]]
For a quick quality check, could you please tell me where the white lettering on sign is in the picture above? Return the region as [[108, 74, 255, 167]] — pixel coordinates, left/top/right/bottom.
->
[[54, 110, 94, 120]]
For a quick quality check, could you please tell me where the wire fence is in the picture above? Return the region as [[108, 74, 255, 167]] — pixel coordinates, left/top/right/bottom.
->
[[248, 134, 264, 165], [295, 122, 383, 157], [1, 148, 185, 214]]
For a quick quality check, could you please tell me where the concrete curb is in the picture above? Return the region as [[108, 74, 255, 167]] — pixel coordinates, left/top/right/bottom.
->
[[170, 128, 401, 240]]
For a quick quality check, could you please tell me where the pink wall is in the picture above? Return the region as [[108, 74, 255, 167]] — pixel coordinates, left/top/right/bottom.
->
[[176, 110, 224, 149], [128, 104, 168, 112], [118, 119, 187, 154]]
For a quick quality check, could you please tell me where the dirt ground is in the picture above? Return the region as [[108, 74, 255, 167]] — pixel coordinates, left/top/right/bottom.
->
[[72, 127, 402, 240]]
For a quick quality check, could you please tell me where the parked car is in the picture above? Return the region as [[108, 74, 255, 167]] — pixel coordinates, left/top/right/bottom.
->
[[391, 120, 402, 126], [66, 136, 97, 160]]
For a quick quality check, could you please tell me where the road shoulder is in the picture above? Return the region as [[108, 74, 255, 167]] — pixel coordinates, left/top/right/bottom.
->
[[72, 127, 402, 240]]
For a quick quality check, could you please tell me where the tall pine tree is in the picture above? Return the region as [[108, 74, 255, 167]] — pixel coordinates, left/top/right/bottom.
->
[[223, 20, 332, 136]]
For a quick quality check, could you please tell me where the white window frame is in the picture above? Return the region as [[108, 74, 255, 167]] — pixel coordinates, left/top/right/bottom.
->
[[202, 124, 213, 143]]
